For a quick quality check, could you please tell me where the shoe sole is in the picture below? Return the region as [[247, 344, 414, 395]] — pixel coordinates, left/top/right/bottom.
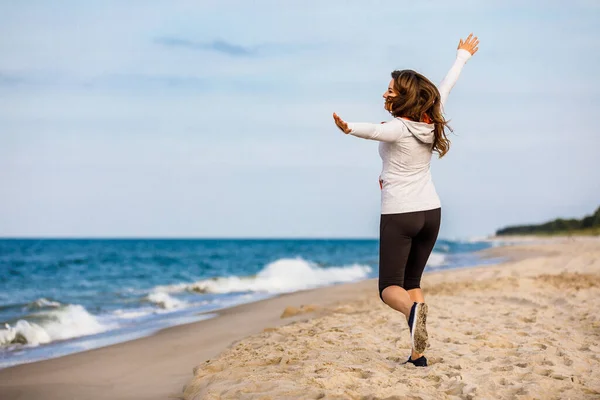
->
[[411, 303, 428, 354], [403, 356, 428, 367]]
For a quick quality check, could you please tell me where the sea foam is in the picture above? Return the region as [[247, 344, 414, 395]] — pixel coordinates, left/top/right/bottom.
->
[[156, 258, 372, 295], [426, 252, 447, 268], [146, 292, 187, 310], [0, 304, 111, 347]]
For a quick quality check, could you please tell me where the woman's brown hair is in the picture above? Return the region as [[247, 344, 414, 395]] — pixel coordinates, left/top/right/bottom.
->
[[385, 69, 451, 158]]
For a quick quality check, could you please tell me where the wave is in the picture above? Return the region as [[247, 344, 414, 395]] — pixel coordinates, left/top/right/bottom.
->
[[0, 321, 51, 346], [436, 243, 451, 253], [155, 258, 372, 295], [0, 304, 112, 347], [426, 252, 447, 268], [28, 298, 62, 309], [146, 292, 187, 310], [0, 297, 62, 313], [110, 308, 155, 320]]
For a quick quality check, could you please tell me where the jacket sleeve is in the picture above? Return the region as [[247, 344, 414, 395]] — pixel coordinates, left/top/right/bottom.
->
[[438, 48, 472, 109], [346, 119, 408, 143]]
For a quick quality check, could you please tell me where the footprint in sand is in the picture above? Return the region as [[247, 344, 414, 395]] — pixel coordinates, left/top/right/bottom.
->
[[492, 365, 514, 372], [443, 381, 466, 396], [513, 386, 529, 396], [519, 316, 537, 323], [349, 367, 372, 379], [385, 356, 404, 363], [533, 367, 553, 377], [445, 370, 461, 379], [424, 374, 443, 383], [496, 377, 513, 386], [578, 344, 591, 352]]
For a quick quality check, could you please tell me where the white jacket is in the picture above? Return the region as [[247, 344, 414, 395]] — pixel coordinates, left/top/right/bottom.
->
[[347, 49, 472, 214]]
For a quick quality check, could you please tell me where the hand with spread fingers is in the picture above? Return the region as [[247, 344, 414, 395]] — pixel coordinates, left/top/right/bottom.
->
[[333, 112, 351, 134], [458, 33, 479, 56]]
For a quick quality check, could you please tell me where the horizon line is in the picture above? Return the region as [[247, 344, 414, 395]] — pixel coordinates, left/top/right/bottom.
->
[[0, 235, 493, 241], [0, 236, 381, 240]]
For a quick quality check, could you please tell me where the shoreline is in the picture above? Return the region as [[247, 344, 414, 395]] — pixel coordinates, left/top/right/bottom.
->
[[2, 237, 597, 399], [0, 240, 525, 400], [0, 241, 512, 399], [0, 276, 383, 400], [0, 237, 498, 370]]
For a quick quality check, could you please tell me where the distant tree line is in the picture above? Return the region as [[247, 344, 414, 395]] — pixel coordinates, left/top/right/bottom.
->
[[496, 206, 600, 236]]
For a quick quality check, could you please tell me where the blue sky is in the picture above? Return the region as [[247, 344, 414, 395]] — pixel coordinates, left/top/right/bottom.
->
[[1, 0, 599, 239]]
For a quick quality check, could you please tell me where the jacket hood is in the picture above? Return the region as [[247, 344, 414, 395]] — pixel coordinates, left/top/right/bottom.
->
[[398, 118, 435, 144]]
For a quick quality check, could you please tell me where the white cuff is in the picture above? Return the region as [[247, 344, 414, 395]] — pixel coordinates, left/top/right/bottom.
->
[[457, 48, 472, 62]]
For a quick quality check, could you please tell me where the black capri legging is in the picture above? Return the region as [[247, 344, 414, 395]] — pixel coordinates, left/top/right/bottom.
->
[[378, 207, 441, 303]]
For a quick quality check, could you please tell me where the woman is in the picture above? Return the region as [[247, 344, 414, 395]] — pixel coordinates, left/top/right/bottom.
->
[[332, 34, 479, 367]]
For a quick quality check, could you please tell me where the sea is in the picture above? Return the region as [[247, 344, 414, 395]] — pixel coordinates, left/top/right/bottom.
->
[[0, 238, 503, 368]]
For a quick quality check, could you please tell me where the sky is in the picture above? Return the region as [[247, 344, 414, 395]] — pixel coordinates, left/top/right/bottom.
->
[[1, 0, 599, 239]]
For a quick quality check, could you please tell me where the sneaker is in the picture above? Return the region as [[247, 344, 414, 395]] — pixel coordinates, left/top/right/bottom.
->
[[402, 355, 428, 367], [407, 302, 429, 354]]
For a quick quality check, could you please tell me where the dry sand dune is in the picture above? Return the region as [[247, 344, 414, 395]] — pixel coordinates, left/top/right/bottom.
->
[[182, 238, 600, 400]]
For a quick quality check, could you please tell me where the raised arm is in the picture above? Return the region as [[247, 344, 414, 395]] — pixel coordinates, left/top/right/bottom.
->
[[438, 33, 479, 109]]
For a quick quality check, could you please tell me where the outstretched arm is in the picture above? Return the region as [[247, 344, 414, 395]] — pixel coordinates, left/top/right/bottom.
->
[[438, 33, 480, 109], [333, 113, 408, 143]]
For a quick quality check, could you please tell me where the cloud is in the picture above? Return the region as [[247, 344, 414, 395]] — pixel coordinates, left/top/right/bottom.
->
[[0, 72, 25, 86], [154, 36, 320, 59], [155, 37, 256, 57]]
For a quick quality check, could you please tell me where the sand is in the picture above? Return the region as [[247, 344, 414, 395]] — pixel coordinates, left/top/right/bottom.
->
[[182, 237, 600, 400], [1, 237, 599, 400]]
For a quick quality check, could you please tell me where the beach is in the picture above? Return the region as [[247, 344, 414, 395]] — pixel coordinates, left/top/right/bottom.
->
[[1, 237, 599, 399]]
